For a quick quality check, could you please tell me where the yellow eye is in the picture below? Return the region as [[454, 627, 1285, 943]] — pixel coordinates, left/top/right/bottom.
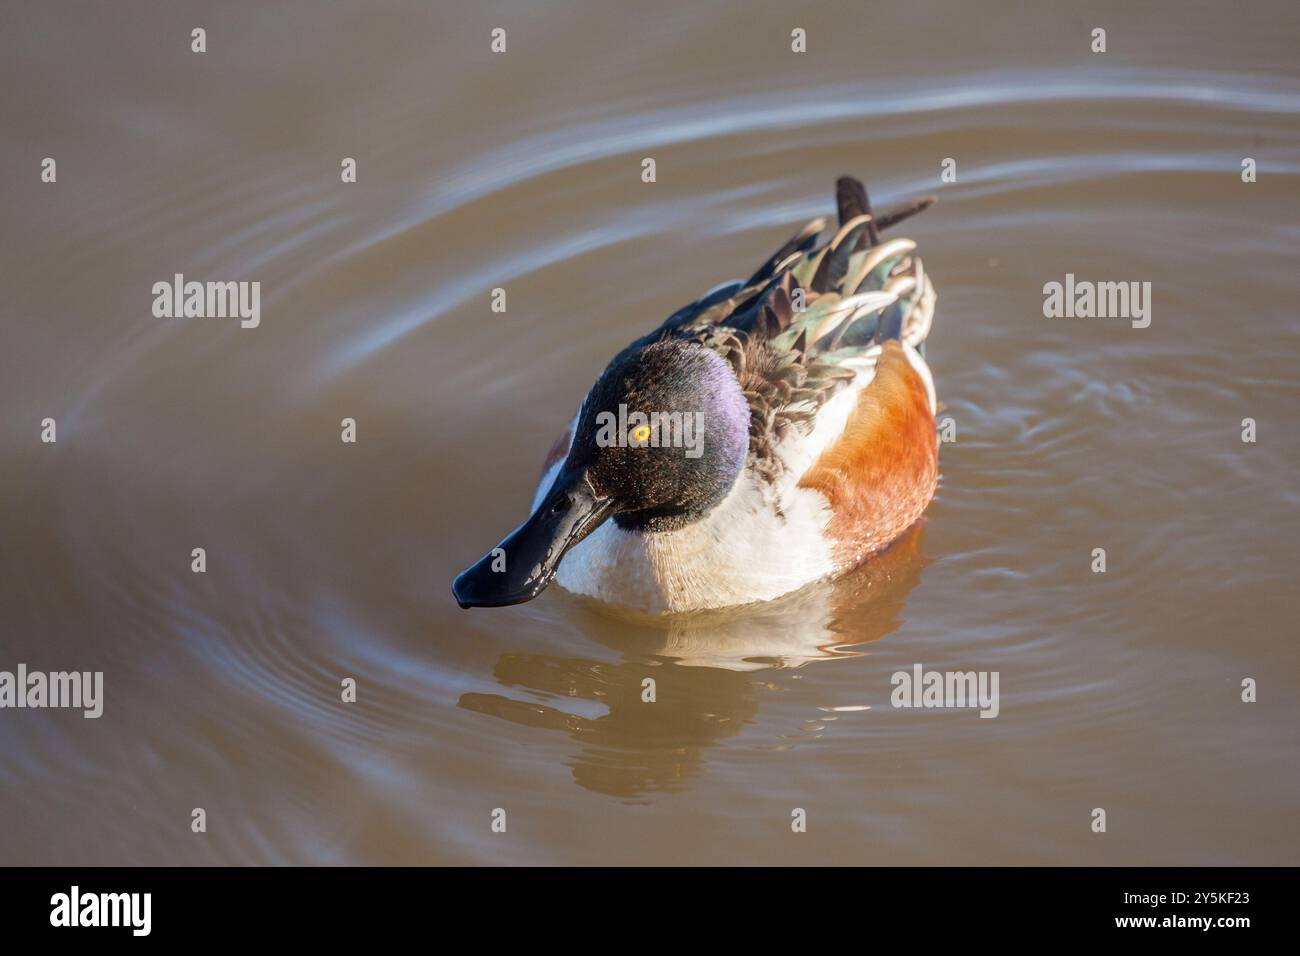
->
[[630, 424, 652, 444]]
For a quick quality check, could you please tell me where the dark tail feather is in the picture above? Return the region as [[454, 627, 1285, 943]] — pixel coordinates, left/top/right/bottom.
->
[[838, 177, 936, 244], [836, 176, 881, 249], [875, 196, 936, 231]]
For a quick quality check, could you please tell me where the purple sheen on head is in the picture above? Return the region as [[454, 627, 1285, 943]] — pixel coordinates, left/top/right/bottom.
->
[[693, 347, 751, 473], [570, 338, 754, 532]]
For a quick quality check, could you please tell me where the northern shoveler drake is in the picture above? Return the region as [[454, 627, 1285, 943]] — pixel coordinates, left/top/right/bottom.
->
[[454, 176, 938, 614]]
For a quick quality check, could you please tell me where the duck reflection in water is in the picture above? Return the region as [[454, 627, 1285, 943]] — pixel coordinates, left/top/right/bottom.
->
[[458, 523, 930, 798]]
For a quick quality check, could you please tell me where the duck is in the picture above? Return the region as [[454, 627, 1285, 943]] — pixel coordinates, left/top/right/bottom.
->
[[453, 176, 939, 614]]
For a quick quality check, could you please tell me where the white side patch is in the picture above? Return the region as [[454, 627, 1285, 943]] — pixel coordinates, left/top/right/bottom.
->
[[902, 268, 936, 349], [902, 342, 937, 415]]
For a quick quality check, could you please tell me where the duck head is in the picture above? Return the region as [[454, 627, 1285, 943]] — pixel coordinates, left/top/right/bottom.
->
[[453, 339, 750, 608]]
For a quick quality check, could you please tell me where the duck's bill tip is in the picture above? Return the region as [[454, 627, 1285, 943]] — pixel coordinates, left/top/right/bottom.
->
[[451, 567, 551, 609], [450, 467, 613, 611]]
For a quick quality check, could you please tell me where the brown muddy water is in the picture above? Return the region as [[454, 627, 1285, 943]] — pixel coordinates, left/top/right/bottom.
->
[[2, 1, 1299, 865]]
